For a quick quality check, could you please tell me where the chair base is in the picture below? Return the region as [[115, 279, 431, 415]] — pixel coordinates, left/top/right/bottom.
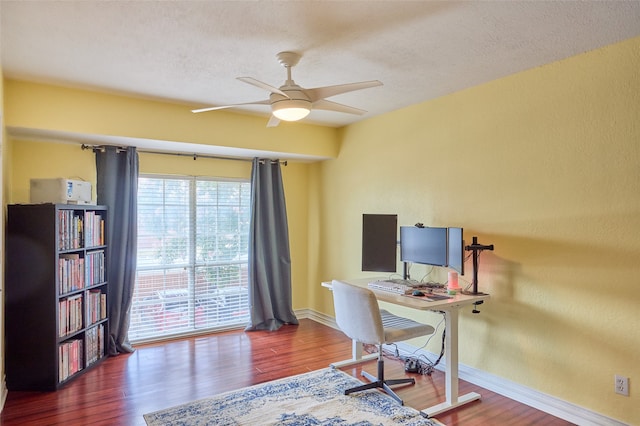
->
[[344, 358, 416, 405]]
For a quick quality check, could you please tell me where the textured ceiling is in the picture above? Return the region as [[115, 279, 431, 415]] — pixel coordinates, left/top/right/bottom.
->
[[2, 1, 640, 128]]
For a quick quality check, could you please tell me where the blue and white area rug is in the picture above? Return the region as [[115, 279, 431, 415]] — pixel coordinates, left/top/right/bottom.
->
[[144, 367, 443, 425]]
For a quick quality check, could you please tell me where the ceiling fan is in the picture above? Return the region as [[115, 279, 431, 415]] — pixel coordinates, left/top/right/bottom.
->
[[191, 51, 383, 127]]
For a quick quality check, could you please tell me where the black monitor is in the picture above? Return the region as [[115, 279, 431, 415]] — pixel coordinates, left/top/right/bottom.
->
[[361, 214, 397, 272], [400, 226, 447, 267], [447, 227, 465, 275]]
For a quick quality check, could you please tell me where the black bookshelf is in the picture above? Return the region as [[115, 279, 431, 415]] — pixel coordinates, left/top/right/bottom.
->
[[6, 203, 109, 391]]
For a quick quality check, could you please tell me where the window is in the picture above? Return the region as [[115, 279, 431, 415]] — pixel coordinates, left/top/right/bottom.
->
[[129, 175, 251, 342]]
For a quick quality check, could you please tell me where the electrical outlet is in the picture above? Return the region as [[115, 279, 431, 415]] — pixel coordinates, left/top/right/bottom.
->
[[615, 375, 629, 396]]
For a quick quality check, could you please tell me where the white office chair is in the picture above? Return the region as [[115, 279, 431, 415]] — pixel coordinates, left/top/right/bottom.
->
[[331, 279, 435, 405]]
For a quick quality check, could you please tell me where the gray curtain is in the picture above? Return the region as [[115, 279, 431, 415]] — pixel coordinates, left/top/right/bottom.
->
[[245, 158, 299, 331], [95, 146, 139, 354]]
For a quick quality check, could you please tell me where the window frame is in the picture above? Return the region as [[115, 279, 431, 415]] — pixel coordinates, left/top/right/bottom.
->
[[129, 174, 251, 343]]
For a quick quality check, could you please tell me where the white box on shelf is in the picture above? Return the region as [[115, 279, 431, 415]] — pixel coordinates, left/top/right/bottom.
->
[[30, 178, 93, 205]]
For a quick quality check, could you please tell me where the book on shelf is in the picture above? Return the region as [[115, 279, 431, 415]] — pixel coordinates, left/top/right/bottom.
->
[[86, 289, 107, 325], [59, 294, 83, 337], [58, 210, 85, 251], [84, 211, 105, 248], [85, 250, 105, 286], [85, 323, 105, 366], [58, 253, 85, 294], [59, 339, 84, 383], [59, 343, 66, 382], [58, 300, 67, 337], [101, 293, 107, 320]]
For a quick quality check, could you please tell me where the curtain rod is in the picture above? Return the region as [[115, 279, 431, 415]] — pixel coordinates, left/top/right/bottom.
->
[[80, 144, 287, 165]]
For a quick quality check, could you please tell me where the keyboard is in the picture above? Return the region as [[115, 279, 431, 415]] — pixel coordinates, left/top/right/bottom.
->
[[368, 279, 425, 295]]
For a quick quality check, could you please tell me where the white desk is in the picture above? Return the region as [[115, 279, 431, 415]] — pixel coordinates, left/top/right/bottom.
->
[[322, 278, 490, 417]]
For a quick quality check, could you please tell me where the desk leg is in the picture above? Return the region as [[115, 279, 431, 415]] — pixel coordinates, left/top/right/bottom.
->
[[330, 339, 378, 368], [421, 309, 481, 417]]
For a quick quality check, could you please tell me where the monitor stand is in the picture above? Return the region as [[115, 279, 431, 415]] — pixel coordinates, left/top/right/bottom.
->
[[462, 236, 494, 295]]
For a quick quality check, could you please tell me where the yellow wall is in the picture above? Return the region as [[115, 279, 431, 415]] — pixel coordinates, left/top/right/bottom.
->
[[5, 80, 340, 160], [9, 140, 96, 203], [314, 36, 640, 423]]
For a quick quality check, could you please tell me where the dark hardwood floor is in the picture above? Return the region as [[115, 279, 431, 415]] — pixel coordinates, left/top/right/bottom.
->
[[1, 319, 574, 425]]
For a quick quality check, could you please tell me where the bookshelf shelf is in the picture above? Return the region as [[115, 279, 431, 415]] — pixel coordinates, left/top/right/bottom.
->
[[6, 203, 109, 391]]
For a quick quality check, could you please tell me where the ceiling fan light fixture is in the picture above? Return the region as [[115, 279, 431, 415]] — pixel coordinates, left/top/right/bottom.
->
[[272, 99, 311, 121], [193, 51, 382, 127]]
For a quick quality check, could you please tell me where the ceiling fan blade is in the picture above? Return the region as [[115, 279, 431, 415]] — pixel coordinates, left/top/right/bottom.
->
[[312, 99, 367, 115], [191, 99, 270, 113], [266, 115, 281, 127], [237, 77, 290, 98], [305, 80, 383, 102]]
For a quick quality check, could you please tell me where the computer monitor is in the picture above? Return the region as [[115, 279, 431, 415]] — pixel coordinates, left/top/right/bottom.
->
[[361, 214, 397, 272], [400, 226, 447, 267], [447, 227, 465, 275]]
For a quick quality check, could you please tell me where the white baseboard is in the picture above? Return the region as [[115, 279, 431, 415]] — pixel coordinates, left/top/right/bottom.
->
[[299, 310, 628, 426], [295, 308, 335, 328], [393, 342, 628, 426]]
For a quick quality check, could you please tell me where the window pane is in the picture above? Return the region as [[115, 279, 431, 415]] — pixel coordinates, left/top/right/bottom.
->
[[129, 176, 250, 342], [194, 264, 249, 328], [131, 268, 194, 339], [137, 178, 191, 268]]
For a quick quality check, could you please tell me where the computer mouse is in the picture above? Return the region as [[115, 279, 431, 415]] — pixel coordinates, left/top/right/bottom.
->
[[412, 290, 425, 297]]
